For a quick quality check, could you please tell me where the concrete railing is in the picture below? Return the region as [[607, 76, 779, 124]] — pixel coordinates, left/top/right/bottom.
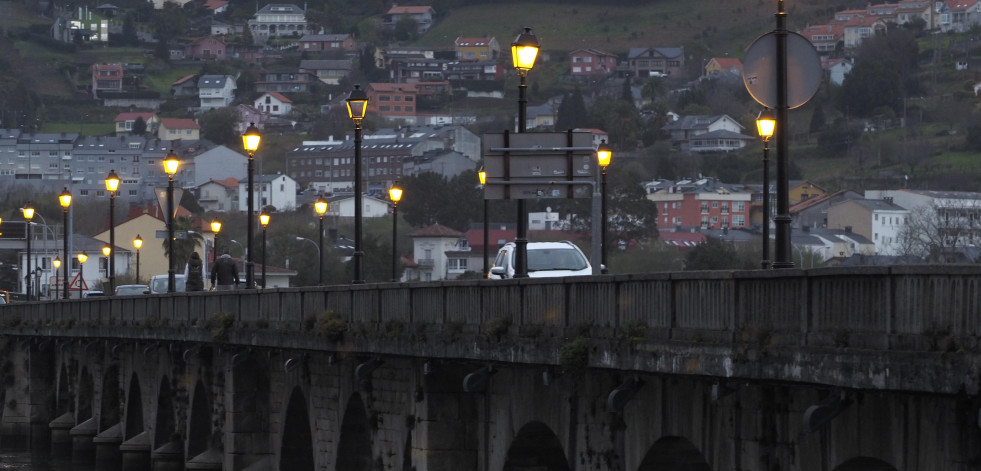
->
[[3, 265, 981, 393]]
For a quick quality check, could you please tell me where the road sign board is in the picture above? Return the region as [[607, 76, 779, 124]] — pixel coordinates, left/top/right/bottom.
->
[[743, 30, 822, 109], [481, 131, 597, 200], [68, 272, 88, 291]]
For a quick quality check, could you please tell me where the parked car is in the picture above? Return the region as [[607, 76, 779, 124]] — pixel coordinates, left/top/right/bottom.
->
[[115, 284, 149, 296], [488, 241, 592, 279], [82, 291, 105, 297], [147, 275, 186, 294]]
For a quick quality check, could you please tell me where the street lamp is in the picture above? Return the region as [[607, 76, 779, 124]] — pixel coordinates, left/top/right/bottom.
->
[[105, 169, 120, 294], [347, 85, 368, 284], [77, 251, 87, 299], [102, 245, 111, 287], [478, 168, 489, 278], [242, 122, 262, 289], [389, 182, 403, 282], [53, 258, 61, 300], [210, 219, 222, 256], [511, 26, 539, 279], [133, 234, 143, 284], [314, 194, 328, 285], [756, 109, 776, 269], [59, 188, 71, 299], [773, 0, 793, 269], [295, 237, 320, 286], [163, 150, 180, 293], [23, 203, 34, 300], [596, 140, 613, 275], [259, 211, 270, 288]]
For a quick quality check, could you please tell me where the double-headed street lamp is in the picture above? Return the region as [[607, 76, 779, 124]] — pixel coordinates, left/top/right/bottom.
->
[[314, 195, 328, 285], [163, 151, 180, 293], [105, 169, 120, 294], [23, 203, 34, 300], [259, 211, 270, 288], [511, 26, 539, 279], [756, 109, 776, 269], [596, 140, 613, 275], [389, 182, 403, 282], [133, 234, 143, 284], [59, 188, 71, 299], [242, 123, 262, 289], [347, 85, 369, 284], [77, 251, 87, 299]]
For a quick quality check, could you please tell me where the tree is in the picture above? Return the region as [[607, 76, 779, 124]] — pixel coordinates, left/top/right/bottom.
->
[[132, 116, 147, 136], [684, 237, 761, 270], [895, 203, 981, 262], [399, 171, 481, 231], [161, 217, 204, 271], [837, 29, 919, 117], [809, 104, 826, 134], [554, 87, 588, 132], [199, 108, 240, 147]]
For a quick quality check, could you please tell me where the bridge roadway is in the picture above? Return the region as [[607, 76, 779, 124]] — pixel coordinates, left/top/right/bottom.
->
[[0, 265, 979, 470]]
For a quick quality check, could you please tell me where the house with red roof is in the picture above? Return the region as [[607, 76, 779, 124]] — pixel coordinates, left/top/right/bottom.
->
[[171, 74, 198, 97], [114, 112, 159, 135], [383, 5, 436, 33], [157, 118, 201, 141], [454, 36, 500, 62], [197, 178, 240, 212], [184, 36, 227, 61], [704, 57, 744, 77], [366, 82, 452, 124], [253, 92, 293, 116], [403, 223, 469, 282], [569, 48, 618, 79], [800, 24, 845, 54], [203, 0, 227, 14]]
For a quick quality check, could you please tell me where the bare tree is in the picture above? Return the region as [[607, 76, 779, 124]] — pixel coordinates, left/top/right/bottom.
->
[[896, 202, 981, 262]]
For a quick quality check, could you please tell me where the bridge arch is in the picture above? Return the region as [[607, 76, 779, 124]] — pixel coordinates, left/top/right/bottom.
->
[[187, 378, 211, 459], [230, 352, 271, 467], [78, 367, 94, 422], [503, 421, 570, 471], [335, 392, 373, 471], [99, 364, 120, 431], [124, 374, 143, 439], [56, 364, 71, 416], [279, 386, 314, 470], [637, 436, 710, 471], [833, 457, 897, 471]]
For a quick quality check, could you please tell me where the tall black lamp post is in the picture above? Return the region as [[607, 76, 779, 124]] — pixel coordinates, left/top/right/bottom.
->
[[773, 0, 793, 268], [347, 85, 369, 284], [59, 188, 72, 299], [259, 211, 270, 288], [478, 167, 489, 278], [23, 204, 34, 300], [133, 234, 142, 285], [314, 194, 328, 285], [596, 140, 612, 274], [389, 182, 403, 282], [511, 26, 539, 278], [163, 151, 180, 293], [756, 109, 776, 269], [105, 169, 120, 294], [242, 123, 262, 288]]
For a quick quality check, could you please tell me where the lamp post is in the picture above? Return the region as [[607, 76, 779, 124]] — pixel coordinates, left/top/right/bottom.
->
[[773, 0, 794, 268], [102, 245, 111, 289], [259, 211, 270, 288], [23, 203, 34, 300], [314, 194, 328, 285], [133, 235, 143, 285], [756, 109, 776, 269], [295, 237, 320, 285], [59, 188, 71, 299], [163, 151, 180, 293], [389, 182, 403, 282], [53, 258, 61, 300], [478, 168, 489, 278], [242, 123, 262, 289], [77, 251, 87, 299], [511, 26, 539, 279], [105, 169, 119, 294], [596, 140, 613, 274], [210, 219, 222, 256], [347, 85, 368, 284]]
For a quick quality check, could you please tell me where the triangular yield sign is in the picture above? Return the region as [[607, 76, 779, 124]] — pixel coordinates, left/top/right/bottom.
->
[[68, 272, 88, 291]]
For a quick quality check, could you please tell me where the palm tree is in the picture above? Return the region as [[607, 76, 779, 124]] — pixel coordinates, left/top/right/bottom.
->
[[161, 217, 204, 271]]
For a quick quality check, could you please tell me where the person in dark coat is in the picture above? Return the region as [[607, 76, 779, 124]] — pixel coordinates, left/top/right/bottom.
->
[[210, 249, 239, 291], [185, 252, 204, 291]]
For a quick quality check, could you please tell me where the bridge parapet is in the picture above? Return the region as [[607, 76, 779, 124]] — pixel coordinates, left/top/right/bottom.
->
[[2, 266, 980, 394]]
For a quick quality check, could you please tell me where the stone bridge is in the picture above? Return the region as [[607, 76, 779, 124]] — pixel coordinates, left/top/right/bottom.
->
[[0, 266, 979, 470]]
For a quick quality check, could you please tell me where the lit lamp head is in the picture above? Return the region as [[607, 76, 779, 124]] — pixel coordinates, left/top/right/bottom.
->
[[259, 212, 270, 228], [59, 187, 72, 209], [242, 122, 262, 157], [78, 252, 88, 264], [102, 245, 111, 257], [511, 26, 540, 76], [163, 151, 180, 176], [133, 234, 143, 250], [211, 219, 222, 234], [389, 182, 403, 205], [478, 167, 487, 186], [105, 169, 120, 194], [53, 258, 61, 270], [314, 195, 328, 219], [346, 85, 369, 124], [23, 203, 34, 221], [596, 139, 613, 171], [756, 109, 776, 143]]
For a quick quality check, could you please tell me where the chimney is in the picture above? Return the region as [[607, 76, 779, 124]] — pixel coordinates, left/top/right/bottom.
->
[[844, 226, 852, 233]]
